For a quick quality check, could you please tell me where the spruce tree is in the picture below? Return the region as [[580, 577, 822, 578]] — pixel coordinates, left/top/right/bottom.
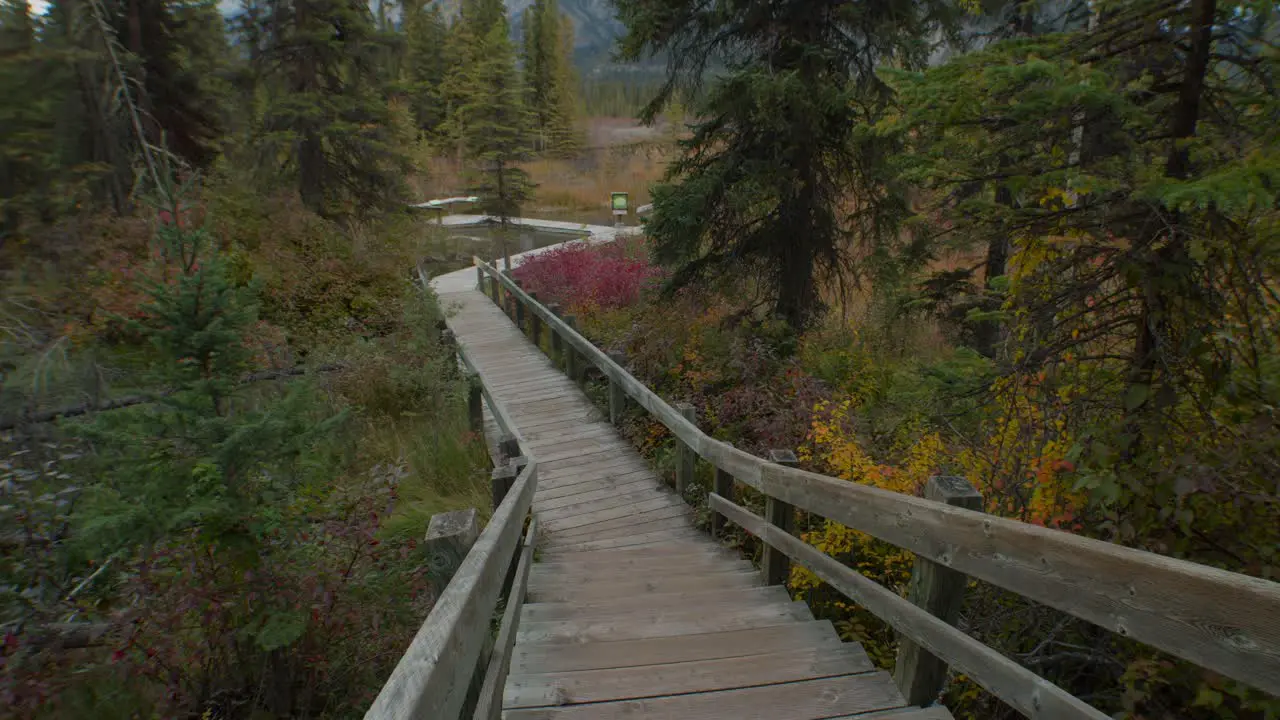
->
[[889, 0, 1280, 461], [253, 0, 409, 217], [521, 0, 579, 155], [615, 0, 957, 331], [457, 20, 534, 263], [78, 188, 341, 555], [403, 0, 448, 138], [0, 0, 59, 240]]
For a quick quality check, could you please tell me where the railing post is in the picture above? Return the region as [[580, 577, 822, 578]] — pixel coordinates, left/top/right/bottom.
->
[[608, 351, 627, 426], [490, 463, 516, 511], [489, 271, 501, 304], [528, 292, 543, 348], [513, 279, 526, 331], [563, 315, 580, 383], [440, 328, 459, 377], [763, 449, 798, 586], [894, 475, 983, 707], [467, 373, 483, 434], [499, 271, 513, 320], [475, 264, 484, 291], [424, 507, 479, 590], [548, 303, 564, 367], [490, 435, 522, 510], [711, 441, 735, 537], [675, 403, 696, 497]]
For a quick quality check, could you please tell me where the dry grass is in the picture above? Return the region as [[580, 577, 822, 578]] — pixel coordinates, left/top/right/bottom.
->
[[412, 117, 674, 224]]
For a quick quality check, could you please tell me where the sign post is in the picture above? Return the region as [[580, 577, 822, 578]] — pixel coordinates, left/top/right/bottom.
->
[[610, 192, 629, 227]]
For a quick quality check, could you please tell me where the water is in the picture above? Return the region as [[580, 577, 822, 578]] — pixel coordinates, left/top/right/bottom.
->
[[421, 221, 591, 278]]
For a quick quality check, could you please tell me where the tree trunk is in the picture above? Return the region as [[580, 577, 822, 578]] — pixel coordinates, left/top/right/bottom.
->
[[1125, 0, 1216, 446]]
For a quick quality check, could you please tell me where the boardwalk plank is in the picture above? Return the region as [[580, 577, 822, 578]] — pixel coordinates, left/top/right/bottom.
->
[[501, 673, 907, 720], [504, 645, 876, 708], [435, 280, 915, 720]]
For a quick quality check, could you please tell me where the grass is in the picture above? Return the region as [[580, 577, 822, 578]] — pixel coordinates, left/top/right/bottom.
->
[[372, 409, 493, 542], [415, 141, 673, 224]]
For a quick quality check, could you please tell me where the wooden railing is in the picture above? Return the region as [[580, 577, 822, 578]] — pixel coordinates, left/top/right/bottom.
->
[[364, 341, 538, 720], [474, 257, 1280, 718]]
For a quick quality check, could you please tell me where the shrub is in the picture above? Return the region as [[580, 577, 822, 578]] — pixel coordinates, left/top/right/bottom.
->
[[512, 235, 663, 312]]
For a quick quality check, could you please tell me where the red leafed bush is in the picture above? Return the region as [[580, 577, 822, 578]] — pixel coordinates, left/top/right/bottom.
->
[[512, 236, 663, 312]]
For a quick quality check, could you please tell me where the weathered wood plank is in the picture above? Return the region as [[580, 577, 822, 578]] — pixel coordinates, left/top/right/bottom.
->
[[529, 558, 756, 588], [504, 645, 875, 709], [514, 601, 813, 645], [541, 517, 695, 546], [546, 504, 692, 538], [473, 515, 538, 720], [519, 586, 793, 622], [539, 495, 685, 532], [526, 570, 762, 603], [535, 538, 723, 562], [536, 491, 681, 523], [895, 476, 983, 707], [507, 621, 844, 675], [364, 463, 537, 720], [831, 707, 956, 720], [537, 529, 704, 554], [533, 478, 659, 511], [501, 673, 907, 720], [709, 493, 1107, 720], [481, 260, 1280, 697]]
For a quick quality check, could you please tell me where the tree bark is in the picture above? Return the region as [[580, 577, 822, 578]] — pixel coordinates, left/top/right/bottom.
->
[[1125, 0, 1216, 440]]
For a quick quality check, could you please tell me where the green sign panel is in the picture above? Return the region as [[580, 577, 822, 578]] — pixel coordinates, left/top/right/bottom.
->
[[611, 192, 629, 212]]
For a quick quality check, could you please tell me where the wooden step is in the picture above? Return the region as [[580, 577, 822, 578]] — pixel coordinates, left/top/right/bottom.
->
[[534, 470, 654, 502], [545, 508, 694, 541], [832, 708, 956, 719], [534, 539, 727, 563], [540, 495, 687, 532], [535, 485, 676, 520], [501, 672, 908, 719], [520, 585, 794, 622], [515, 601, 812, 645], [504, 644, 876, 709], [530, 553, 745, 578], [527, 569, 761, 602], [538, 529, 705, 553], [509, 621, 846, 675], [531, 559, 755, 585]]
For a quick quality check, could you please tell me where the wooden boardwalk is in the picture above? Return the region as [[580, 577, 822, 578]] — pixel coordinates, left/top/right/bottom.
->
[[439, 282, 951, 720]]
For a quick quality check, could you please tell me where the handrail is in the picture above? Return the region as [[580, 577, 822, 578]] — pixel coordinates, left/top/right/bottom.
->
[[459, 344, 521, 445], [475, 257, 1280, 704], [365, 297, 538, 720]]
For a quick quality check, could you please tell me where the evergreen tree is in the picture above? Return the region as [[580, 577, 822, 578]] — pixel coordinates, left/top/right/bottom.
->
[[403, 0, 448, 137], [106, 0, 225, 168], [0, 0, 62, 241], [253, 0, 410, 217], [457, 20, 534, 263], [78, 185, 343, 554], [521, 0, 579, 154], [615, 0, 957, 331], [461, 0, 505, 37]]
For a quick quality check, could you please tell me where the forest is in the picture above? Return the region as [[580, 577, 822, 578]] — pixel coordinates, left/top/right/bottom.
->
[[2, 0, 1278, 717]]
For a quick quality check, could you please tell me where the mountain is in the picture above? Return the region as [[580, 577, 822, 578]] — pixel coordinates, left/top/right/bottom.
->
[[434, 0, 631, 76]]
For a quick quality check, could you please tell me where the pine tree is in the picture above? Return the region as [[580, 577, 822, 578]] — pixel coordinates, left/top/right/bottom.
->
[[0, 0, 58, 241], [615, 0, 957, 330], [457, 20, 534, 263], [520, 0, 578, 154], [403, 0, 448, 137], [107, 0, 225, 168], [78, 186, 342, 555], [254, 0, 410, 217]]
